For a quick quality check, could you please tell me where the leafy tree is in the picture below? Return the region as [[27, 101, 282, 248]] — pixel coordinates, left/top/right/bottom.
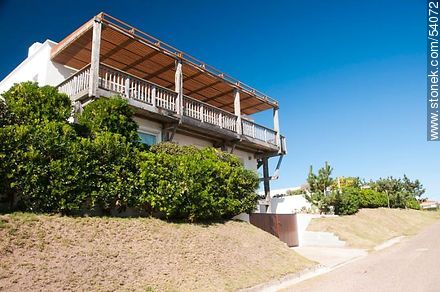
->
[[2, 82, 71, 124], [77, 97, 139, 141], [0, 99, 18, 127], [371, 176, 423, 209]]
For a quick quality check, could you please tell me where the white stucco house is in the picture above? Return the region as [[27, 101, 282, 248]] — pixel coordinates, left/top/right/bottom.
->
[[0, 12, 286, 204]]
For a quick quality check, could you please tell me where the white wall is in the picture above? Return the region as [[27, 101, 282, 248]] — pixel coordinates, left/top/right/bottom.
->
[[0, 40, 74, 94], [133, 116, 162, 142], [269, 195, 311, 214], [173, 132, 213, 148], [233, 148, 257, 172]]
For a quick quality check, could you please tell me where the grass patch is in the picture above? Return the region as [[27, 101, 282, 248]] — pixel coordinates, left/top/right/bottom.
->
[[308, 208, 440, 249], [0, 213, 314, 291]]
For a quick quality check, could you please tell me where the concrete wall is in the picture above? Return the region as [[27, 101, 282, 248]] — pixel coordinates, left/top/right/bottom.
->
[[0, 40, 75, 94], [269, 195, 311, 214]]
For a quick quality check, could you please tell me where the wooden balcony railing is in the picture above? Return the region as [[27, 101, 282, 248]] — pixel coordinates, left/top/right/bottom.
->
[[58, 64, 90, 98], [242, 119, 277, 145], [183, 95, 237, 132], [57, 63, 282, 148]]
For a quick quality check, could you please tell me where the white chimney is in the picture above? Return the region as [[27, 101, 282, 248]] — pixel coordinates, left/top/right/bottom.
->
[[28, 42, 43, 57]]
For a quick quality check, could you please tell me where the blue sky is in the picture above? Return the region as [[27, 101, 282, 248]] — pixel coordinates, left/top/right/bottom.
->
[[0, 1, 438, 198]]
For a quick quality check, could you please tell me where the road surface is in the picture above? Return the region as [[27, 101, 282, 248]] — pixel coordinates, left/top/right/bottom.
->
[[286, 221, 440, 292]]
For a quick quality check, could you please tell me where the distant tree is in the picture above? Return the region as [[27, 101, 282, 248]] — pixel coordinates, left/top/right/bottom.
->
[[371, 176, 423, 209], [305, 161, 334, 213], [332, 176, 361, 191], [286, 189, 305, 196]]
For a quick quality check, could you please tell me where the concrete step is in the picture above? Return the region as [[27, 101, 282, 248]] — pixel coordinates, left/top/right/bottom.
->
[[301, 231, 346, 247]]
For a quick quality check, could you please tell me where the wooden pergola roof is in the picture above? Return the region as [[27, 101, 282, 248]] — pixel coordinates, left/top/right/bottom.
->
[[51, 13, 278, 115]]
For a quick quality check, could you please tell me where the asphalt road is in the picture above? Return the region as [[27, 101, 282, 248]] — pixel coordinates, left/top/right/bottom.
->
[[286, 221, 440, 292]]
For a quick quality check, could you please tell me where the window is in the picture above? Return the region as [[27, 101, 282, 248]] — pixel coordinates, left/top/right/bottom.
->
[[138, 132, 157, 146]]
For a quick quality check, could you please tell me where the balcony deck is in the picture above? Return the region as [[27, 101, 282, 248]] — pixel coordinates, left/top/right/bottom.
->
[[58, 63, 286, 154]]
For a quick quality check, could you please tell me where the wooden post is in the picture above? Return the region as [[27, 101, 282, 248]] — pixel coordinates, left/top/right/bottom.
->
[[88, 16, 102, 97], [124, 77, 130, 98], [151, 85, 156, 106], [234, 89, 242, 134], [175, 60, 183, 115], [273, 107, 281, 147]]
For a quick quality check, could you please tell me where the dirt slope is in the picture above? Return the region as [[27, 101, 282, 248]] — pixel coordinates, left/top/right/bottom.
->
[[0, 213, 314, 291], [308, 208, 440, 249]]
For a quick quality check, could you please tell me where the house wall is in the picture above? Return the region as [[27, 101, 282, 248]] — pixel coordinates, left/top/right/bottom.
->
[[269, 195, 311, 214], [0, 40, 75, 94]]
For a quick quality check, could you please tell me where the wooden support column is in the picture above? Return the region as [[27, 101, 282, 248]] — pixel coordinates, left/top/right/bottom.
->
[[88, 16, 102, 97], [262, 157, 271, 203], [175, 59, 183, 115], [234, 89, 242, 134], [273, 107, 281, 148]]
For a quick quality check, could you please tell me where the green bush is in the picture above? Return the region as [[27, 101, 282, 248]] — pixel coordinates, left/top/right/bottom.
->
[[0, 99, 18, 127], [327, 188, 360, 215], [405, 198, 421, 210], [77, 97, 139, 141], [1, 83, 259, 221], [138, 143, 259, 221], [358, 189, 388, 208], [2, 82, 71, 124]]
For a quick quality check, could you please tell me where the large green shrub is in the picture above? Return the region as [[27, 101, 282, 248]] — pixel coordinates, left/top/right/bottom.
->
[[2, 82, 71, 124], [77, 97, 139, 141], [1, 83, 259, 221], [1, 122, 81, 212], [358, 189, 388, 208], [327, 188, 360, 215], [405, 198, 421, 210], [138, 143, 259, 221], [0, 99, 18, 127]]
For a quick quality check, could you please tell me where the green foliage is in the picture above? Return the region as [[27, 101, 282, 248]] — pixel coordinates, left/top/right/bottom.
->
[[138, 143, 259, 221], [286, 189, 305, 196], [77, 97, 139, 141], [307, 161, 333, 194], [2, 82, 71, 124], [0, 99, 18, 127], [331, 176, 361, 190], [357, 189, 388, 208], [1, 83, 258, 221], [371, 176, 425, 209], [327, 188, 360, 215], [405, 198, 421, 210], [305, 161, 334, 213]]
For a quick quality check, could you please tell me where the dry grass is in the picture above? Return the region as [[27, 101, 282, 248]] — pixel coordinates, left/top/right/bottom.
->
[[308, 208, 440, 250], [0, 213, 314, 291]]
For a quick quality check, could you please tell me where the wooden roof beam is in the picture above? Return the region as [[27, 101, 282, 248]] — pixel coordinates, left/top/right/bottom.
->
[[186, 80, 222, 95], [101, 38, 135, 62], [200, 89, 235, 103], [121, 50, 160, 71], [143, 63, 175, 80]]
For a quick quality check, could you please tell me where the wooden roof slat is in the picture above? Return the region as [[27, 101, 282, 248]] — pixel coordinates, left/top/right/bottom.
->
[[50, 12, 279, 115]]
